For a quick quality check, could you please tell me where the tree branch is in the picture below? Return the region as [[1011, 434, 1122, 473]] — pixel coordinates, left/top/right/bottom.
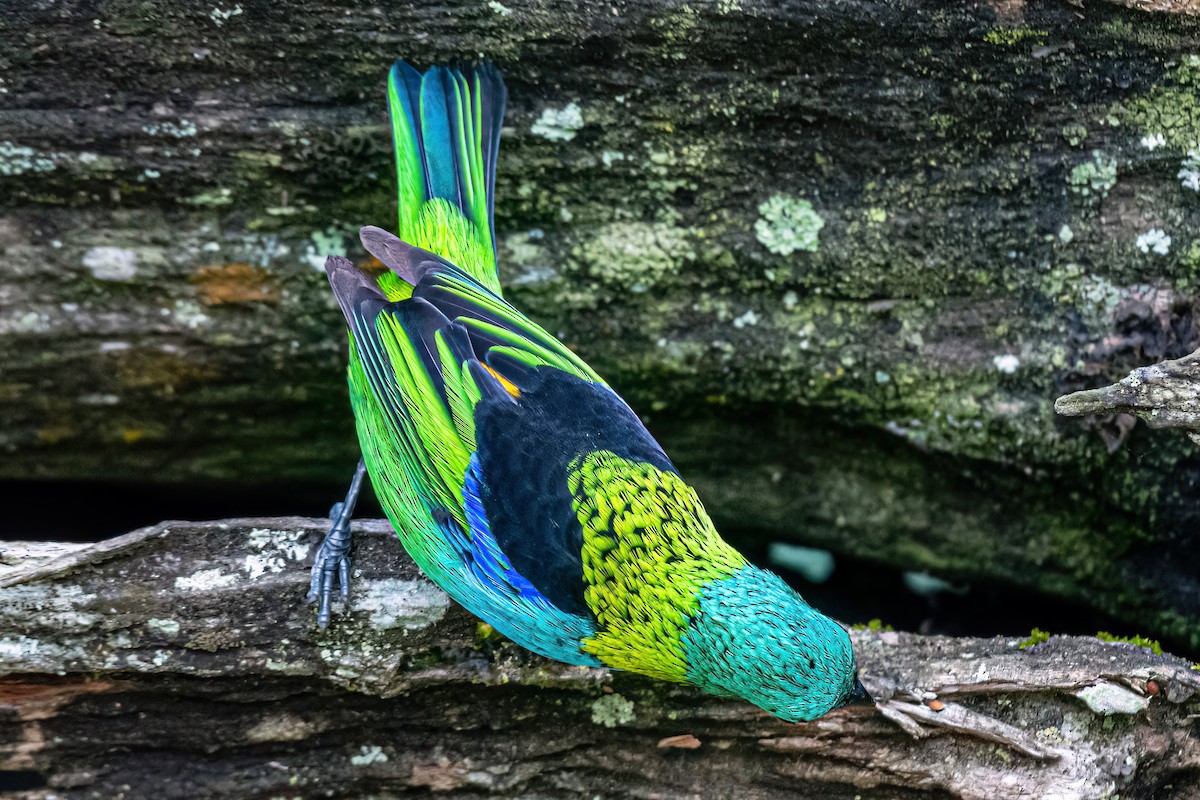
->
[[1056, 349, 1200, 445]]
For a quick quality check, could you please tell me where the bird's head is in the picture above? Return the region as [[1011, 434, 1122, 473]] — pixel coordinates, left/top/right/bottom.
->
[[681, 565, 871, 722]]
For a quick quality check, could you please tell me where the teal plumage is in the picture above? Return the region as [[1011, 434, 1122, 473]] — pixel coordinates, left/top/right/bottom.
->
[[322, 60, 870, 722]]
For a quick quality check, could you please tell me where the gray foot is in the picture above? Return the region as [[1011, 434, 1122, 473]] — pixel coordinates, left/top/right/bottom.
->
[[307, 460, 366, 628]]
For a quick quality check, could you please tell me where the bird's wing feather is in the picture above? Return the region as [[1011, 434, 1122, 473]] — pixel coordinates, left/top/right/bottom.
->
[[328, 252, 601, 663], [413, 263, 604, 382]]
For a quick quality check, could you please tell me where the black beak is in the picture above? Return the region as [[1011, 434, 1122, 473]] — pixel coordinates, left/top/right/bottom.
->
[[843, 677, 875, 707]]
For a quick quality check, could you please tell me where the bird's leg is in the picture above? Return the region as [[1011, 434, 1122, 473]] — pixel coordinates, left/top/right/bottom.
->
[[307, 459, 367, 628]]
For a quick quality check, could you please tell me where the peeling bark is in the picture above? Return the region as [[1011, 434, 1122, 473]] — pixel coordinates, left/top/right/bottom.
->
[[2, 518, 1198, 800]]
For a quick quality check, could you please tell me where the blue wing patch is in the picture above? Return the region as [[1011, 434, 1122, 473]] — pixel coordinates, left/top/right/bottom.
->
[[462, 454, 555, 609], [422, 453, 600, 667]]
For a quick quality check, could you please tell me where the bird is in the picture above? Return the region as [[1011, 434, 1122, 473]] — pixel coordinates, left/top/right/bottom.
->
[[309, 60, 872, 723]]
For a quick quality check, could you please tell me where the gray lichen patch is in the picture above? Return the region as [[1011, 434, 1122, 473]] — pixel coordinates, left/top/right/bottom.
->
[[350, 744, 389, 766], [245, 713, 324, 743], [174, 567, 237, 592], [0, 140, 58, 175], [146, 617, 181, 636], [1074, 682, 1150, 716], [755, 194, 824, 255], [303, 225, 353, 271], [1179, 149, 1200, 191], [82, 247, 139, 281], [1136, 229, 1171, 257], [1, 583, 102, 630], [243, 528, 311, 581], [0, 141, 114, 180], [502, 230, 557, 287], [351, 578, 450, 630], [590, 693, 636, 727], [141, 119, 199, 138], [570, 221, 695, 293], [0, 634, 49, 669], [531, 103, 584, 141]]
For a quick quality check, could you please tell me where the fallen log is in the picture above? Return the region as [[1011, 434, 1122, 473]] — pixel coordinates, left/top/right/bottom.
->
[[2, 518, 1197, 800], [5, 0, 1200, 654]]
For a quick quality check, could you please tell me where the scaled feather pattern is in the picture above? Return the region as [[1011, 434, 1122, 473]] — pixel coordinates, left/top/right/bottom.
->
[[324, 61, 866, 722]]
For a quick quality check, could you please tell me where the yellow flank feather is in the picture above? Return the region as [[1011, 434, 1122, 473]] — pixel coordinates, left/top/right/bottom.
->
[[570, 451, 747, 680]]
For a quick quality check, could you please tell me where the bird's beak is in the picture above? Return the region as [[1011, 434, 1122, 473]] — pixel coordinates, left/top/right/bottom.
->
[[843, 677, 875, 707]]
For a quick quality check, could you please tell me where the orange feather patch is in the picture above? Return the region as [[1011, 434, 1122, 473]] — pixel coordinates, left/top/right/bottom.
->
[[483, 364, 521, 397]]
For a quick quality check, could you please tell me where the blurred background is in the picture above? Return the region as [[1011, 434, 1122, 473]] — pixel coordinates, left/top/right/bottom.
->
[[1, 0, 1197, 656]]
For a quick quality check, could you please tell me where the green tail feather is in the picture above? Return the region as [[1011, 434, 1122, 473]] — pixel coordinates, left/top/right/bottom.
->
[[387, 61, 507, 296]]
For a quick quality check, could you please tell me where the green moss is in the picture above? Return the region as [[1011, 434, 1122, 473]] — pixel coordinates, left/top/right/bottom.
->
[[851, 619, 895, 633], [1177, 240, 1200, 290], [925, 113, 956, 139], [1043, 508, 1147, 586], [982, 28, 1047, 47], [232, 149, 280, 167], [1019, 628, 1051, 649], [1061, 122, 1088, 147], [649, 4, 701, 60], [1114, 54, 1200, 149], [1041, 264, 1126, 329], [1067, 151, 1117, 200], [1095, 631, 1163, 656], [755, 194, 824, 255], [183, 187, 234, 207]]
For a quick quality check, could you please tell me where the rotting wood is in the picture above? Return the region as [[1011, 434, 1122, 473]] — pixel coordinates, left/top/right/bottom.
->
[[2, 518, 1197, 800]]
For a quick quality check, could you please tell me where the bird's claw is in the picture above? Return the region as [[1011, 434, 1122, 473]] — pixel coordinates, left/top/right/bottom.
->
[[307, 502, 353, 629]]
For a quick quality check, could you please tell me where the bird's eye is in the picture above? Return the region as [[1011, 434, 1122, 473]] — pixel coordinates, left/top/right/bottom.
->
[[808, 658, 816, 670]]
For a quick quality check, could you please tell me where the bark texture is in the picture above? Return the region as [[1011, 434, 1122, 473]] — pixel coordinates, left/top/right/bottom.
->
[[2, 2, 1200, 656], [2, 517, 1199, 800], [1058, 347, 1200, 443]]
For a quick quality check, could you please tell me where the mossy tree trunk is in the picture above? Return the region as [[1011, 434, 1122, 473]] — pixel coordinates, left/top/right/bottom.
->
[[3, 518, 1199, 800], [2, 2, 1200, 655]]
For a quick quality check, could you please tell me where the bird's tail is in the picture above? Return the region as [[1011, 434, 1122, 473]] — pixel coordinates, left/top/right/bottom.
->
[[385, 61, 507, 298]]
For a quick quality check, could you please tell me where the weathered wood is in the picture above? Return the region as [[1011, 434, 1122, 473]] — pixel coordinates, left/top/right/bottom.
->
[[1057, 347, 1200, 444], [2, 518, 1198, 800]]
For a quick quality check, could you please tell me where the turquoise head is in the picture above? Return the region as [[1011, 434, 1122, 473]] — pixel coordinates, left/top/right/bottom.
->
[[682, 565, 870, 722]]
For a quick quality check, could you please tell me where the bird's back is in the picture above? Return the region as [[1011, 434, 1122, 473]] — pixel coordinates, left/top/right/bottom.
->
[[324, 61, 862, 721]]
